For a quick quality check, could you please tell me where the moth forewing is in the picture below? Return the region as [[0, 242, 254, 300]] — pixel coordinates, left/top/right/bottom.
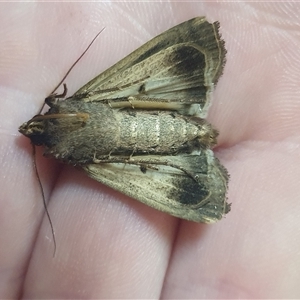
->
[[19, 17, 230, 224], [73, 17, 226, 118]]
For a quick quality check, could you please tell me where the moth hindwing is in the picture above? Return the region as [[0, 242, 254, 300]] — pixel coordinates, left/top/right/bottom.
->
[[19, 17, 230, 223]]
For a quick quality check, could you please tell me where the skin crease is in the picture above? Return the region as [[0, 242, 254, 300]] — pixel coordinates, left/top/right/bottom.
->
[[1, 2, 300, 299]]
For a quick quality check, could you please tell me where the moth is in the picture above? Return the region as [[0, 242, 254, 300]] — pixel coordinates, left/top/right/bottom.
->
[[19, 17, 230, 224]]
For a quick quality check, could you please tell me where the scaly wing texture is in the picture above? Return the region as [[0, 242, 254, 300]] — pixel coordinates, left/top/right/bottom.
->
[[73, 17, 226, 117], [83, 150, 229, 223]]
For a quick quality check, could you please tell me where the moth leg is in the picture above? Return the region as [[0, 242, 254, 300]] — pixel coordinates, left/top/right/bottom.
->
[[127, 97, 135, 109], [92, 156, 198, 182], [93, 147, 136, 166], [130, 158, 199, 182], [45, 83, 68, 106], [139, 163, 159, 173], [108, 95, 201, 112], [93, 149, 116, 161], [54, 83, 68, 98]]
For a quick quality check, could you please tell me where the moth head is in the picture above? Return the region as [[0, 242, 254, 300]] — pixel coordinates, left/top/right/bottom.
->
[[19, 116, 48, 146]]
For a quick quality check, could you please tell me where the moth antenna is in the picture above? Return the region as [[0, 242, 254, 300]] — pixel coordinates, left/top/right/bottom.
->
[[38, 27, 105, 114], [32, 144, 57, 257]]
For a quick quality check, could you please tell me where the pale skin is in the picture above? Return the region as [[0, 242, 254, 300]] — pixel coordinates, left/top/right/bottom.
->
[[1, 2, 300, 299]]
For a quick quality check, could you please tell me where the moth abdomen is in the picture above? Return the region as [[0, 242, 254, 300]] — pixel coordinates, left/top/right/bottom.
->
[[117, 109, 218, 154]]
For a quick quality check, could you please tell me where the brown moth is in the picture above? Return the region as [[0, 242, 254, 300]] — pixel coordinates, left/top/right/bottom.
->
[[19, 17, 230, 223]]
